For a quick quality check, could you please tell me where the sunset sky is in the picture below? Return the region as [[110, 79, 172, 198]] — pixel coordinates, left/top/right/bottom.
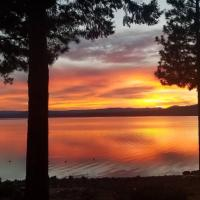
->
[[0, 0, 197, 111]]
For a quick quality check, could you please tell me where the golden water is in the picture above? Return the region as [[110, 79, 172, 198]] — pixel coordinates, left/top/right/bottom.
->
[[0, 116, 198, 180]]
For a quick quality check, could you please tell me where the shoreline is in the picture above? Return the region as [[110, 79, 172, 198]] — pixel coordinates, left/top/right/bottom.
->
[[0, 115, 198, 120], [1, 175, 200, 200]]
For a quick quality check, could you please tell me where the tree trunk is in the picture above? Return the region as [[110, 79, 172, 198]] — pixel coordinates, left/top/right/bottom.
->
[[196, 0, 200, 171], [25, 3, 49, 200]]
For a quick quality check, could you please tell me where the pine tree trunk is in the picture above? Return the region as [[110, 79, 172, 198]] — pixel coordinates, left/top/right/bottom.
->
[[196, 0, 200, 172], [25, 3, 49, 200]]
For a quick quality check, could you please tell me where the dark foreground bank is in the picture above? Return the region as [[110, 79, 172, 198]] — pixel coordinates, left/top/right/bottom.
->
[[1, 175, 200, 200]]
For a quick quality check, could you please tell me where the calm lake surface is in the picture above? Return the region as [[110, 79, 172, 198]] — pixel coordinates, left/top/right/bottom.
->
[[0, 116, 198, 180]]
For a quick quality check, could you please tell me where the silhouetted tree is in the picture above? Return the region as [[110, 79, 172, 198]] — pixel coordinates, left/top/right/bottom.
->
[[0, 1, 161, 199], [155, 0, 200, 170]]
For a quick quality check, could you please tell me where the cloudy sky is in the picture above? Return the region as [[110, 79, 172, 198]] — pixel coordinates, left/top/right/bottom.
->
[[0, 0, 197, 110]]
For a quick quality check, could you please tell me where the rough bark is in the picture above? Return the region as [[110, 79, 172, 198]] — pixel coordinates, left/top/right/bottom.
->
[[25, 3, 49, 200]]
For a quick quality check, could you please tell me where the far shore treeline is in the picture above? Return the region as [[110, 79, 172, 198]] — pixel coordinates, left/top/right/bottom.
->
[[0, 105, 198, 118]]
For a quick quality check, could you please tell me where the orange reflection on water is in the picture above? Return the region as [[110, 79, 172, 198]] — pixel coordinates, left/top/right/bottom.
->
[[49, 117, 198, 171], [0, 116, 198, 180]]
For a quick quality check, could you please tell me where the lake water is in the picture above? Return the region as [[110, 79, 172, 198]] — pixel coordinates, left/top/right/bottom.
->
[[0, 116, 198, 180]]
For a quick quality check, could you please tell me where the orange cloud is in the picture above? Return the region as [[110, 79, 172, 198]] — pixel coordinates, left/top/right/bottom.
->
[[0, 65, 197, 110], [49, 65, 196, 109]]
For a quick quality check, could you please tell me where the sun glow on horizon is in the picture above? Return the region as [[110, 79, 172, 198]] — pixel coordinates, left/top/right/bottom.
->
[[0, 65, 197, 111]]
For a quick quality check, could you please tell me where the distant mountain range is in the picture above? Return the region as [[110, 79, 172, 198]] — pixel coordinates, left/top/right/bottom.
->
[[0, 105, 198, 118]]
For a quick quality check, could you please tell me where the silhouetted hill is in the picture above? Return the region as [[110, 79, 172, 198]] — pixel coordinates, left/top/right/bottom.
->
[[0, 105, 198, 118]]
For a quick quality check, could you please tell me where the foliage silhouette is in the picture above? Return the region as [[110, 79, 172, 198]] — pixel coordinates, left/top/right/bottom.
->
[[0, 0, 161, 199], [155, 0, 200, 170]]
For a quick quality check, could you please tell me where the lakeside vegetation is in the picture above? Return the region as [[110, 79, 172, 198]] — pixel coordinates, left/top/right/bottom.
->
[[1, 175, 200, 200]]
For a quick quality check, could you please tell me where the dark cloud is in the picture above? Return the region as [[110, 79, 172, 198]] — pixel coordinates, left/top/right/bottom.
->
[[101, 86, 154, 99], [61, 29, 161, 65], [0, 88, 26, 95], [55, 83, 106, 95], [54, 85, 93, 96], [50, 82, 107, 100]]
